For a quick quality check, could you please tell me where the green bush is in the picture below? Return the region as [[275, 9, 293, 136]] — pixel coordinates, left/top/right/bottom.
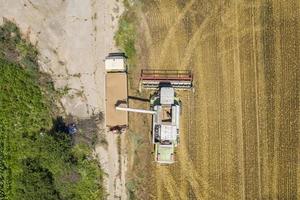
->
[[14, 158, 59, 200], [0, 21, 103, 200], [115, 12, 136, 58]]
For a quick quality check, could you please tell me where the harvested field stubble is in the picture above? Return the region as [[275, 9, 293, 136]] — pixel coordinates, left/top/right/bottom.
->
[[127, 0, 300, 199]]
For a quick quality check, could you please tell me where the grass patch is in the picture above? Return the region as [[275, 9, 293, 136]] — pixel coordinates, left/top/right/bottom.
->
[[125, 180, 137, 200], [115, 3, 137, 60], [0, 20, 104, 200], [115, 1, 143, 90]]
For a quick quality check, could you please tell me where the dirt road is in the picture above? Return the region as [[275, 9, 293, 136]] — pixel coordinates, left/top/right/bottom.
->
[[128, 0, 299, 199], [0, 0, 126, 199]]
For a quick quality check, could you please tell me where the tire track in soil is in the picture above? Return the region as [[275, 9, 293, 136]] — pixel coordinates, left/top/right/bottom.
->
[[156, 0, 196, 67], [274, 1, 299, 199], [201, 21, 224, 200], [155, 170, 163, 200], [233, 1, 246, 199], [137, 8, 153, 49], [156, 167, 183, 200], [177, 91, 236, 200], [181, 4, 220, 70], [192, 52, 210, 199], [236, 1, 262, 199], [217, 12, 233, 199], [177, 127, 236, 200], [269, 2, 281, 197], [250, 1, 262, 199]]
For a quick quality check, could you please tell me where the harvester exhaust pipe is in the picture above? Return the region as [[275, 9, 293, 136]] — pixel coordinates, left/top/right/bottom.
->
[[116, 107, 157, 115]]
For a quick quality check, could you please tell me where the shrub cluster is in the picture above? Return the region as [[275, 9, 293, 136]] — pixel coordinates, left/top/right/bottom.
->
[[0, 21, 103, 200]]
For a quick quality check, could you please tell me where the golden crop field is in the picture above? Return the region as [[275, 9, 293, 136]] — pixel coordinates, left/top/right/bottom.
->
[[127, 0, 299, 199]]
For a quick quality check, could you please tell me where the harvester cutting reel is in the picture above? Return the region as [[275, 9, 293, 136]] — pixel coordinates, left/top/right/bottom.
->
[[139, 69, 193, 91]]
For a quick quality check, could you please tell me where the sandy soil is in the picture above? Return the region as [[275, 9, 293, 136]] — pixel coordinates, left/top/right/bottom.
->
[[127, 0, 299, 199], [0, 0, 126, 199]]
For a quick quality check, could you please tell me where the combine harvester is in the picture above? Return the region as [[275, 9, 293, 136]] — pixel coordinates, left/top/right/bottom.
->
[[116, 69, 192, 164]]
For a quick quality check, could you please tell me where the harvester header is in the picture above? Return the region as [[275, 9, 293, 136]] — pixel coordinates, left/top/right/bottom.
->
[[140, 69, 193, 89]]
